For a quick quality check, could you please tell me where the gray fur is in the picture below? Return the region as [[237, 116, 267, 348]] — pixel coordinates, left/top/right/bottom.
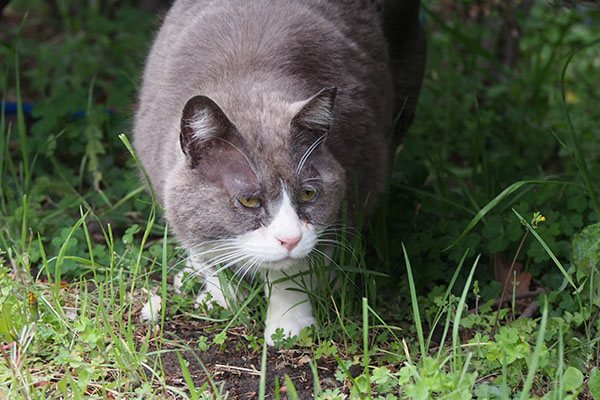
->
[[133, 0, 424, 258]]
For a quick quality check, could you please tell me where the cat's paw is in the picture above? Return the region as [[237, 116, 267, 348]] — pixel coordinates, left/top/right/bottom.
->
[[195, 287, 229, 310], [173, 270, 186, 294], [194, 282, 247, 310], [140, 291, 162, 323], [264, 314, 316, 346]]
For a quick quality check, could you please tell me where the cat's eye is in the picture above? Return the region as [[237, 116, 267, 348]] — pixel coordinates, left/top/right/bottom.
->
[[299, 189, 318, 203], [238, 195, 262, 209]]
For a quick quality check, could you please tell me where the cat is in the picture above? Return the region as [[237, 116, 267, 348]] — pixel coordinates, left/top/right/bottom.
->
[[133, 0, 425, 345]]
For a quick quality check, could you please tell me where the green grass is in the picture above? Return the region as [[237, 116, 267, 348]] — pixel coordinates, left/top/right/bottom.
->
[[1, 0, 600, 398]]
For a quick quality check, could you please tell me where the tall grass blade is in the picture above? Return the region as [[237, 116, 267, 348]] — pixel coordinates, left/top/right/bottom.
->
[[259, 337, 268, 400], [334, 354, 365, 399], [14, 54, 29, 191], [20, 195, 27, 261], [362, 297, 372, 398], [402, 243, 426, 357], [444, 180, 566, 251], [53, 211, 89, 315], [559, 38, 600, 216], [308, 359, 322, 397], [512, 208, 587, 339], [512, 209, 576, 291], [519, 297, 549, 400], [283, 375, 300, 400], [119, 134, 157, 205], [176, 352, 201, 400], [427, 249, 469, 352], [452, 254, 480, 370]]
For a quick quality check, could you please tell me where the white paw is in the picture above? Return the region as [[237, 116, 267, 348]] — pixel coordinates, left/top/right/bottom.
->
[[264, 313, 315, 346], [140, 292, 162, 323], [173, 270, 186, 294], [194, 287, 229, 310], [194, 272, 247, 310]]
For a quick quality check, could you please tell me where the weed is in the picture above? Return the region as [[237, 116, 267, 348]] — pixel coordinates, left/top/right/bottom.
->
[[1, 0, 600, 398]]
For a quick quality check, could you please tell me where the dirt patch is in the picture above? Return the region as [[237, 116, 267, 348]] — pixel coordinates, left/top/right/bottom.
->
[[148, 319, 343, 399]]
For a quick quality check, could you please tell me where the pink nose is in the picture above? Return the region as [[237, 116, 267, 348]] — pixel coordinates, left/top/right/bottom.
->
[[278, 235, 301, 251]]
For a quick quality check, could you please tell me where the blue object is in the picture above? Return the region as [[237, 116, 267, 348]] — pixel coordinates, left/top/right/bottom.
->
[[1, 101, 114, 120], [1, 101, 35, 118]]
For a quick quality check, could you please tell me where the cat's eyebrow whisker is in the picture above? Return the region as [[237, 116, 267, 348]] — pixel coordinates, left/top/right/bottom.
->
[[301, 177, 321, 184], [215, 137, 260, 180], [295, 134, 327, 175]]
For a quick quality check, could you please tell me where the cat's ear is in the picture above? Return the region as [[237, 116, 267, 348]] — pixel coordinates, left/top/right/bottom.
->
[[290, 87, 337, 135], [180, 95, 238, 167]]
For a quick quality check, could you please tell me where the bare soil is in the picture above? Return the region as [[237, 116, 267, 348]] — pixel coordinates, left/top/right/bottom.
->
[[148, 318, 346, 399]]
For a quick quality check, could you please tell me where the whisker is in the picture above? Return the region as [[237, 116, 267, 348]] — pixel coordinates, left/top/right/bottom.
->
[[311, 247, 354, 285], [249, 261, 262, 281], [295, 134, 327, 175], [182, 251, 247, 285], [232, 257, 259, 299], [215, 137, 260, 179], [316, 238, 356, 254]]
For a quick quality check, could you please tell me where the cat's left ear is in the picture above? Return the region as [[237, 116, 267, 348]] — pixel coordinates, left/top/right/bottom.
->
[[180, 95, 240, 167], [290, 87, 337, 136]]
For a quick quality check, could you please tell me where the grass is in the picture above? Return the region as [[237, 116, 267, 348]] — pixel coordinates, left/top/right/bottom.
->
[[1, 0, 600, 398]]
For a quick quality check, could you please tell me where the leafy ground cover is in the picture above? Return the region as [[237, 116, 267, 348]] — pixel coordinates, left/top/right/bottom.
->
[[1, 0, 600, 398]]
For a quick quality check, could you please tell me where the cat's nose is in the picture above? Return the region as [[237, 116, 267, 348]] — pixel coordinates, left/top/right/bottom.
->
[[277, 235, 301, 251]]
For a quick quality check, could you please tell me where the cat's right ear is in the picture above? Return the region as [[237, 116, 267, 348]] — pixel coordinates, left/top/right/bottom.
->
[[290, 87, 337, 135], [180, 95, 238, 167]]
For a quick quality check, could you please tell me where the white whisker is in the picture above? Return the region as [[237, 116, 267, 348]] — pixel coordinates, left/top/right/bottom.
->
[[311, 247, 354, 285], [215, 137, 260, 180], [181, 251, 247, 286], [295, 134, 327, 175]]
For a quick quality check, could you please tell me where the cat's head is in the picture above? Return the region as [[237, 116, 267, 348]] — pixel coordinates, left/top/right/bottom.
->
[[164, 87, 345, 271]]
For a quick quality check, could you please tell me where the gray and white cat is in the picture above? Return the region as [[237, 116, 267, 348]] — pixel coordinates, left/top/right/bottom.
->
[[133, 0, 425, 345]]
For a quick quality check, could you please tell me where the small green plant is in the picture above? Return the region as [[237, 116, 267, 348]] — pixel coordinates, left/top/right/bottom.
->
[[1, 0, 599, 398]]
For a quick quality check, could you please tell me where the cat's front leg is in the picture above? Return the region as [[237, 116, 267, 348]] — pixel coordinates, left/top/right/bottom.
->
[[263, 265, 316, 345], [176, 257, 238, 310]]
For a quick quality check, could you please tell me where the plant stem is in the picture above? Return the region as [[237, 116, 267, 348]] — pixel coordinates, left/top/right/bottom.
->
[[492, 230, 529, 335]]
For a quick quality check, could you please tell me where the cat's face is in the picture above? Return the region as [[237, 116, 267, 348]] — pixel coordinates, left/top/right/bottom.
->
[[164, 88, 345, 271]]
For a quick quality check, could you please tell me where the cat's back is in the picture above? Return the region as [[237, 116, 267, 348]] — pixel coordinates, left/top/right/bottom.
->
[[141, 0, 385, 97]]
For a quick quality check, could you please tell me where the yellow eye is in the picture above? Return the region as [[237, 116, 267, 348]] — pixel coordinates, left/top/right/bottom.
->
[[299, 189, 317, 203], [238, 196, 261, 209]]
